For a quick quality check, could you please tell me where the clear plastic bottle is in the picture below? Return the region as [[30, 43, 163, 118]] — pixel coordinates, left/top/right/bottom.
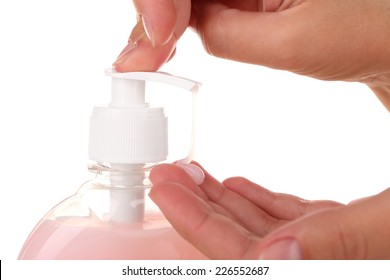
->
[[18, 70, 206, 260]]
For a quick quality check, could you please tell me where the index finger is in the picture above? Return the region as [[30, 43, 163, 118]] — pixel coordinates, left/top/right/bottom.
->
[[149, 180, 263, 259]]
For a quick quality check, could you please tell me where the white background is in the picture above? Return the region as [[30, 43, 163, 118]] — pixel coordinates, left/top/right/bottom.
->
[[1, 0, 390, 260]]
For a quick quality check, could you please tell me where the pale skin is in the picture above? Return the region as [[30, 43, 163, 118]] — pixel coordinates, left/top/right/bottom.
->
[[113, 0, 390, 259]]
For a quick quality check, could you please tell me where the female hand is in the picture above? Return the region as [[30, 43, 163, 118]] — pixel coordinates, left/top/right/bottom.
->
[[149, 162, 390, 259], [113, 0, 390, 109]]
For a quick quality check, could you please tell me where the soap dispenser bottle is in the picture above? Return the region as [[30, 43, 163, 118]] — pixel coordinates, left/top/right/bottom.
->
[[18, 69, 207, 260]]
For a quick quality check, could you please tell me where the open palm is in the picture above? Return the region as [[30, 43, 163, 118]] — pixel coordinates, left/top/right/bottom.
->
[[149, 162, 345, 259]]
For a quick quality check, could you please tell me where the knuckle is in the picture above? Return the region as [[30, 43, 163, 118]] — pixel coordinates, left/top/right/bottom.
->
[[197, 11, 232, 59]]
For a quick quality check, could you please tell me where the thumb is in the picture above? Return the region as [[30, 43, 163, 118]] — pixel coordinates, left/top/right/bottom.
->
[[258, 188, 390, 259]]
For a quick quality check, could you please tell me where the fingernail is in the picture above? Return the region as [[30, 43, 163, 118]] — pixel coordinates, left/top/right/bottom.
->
[[259, 238, 302, 260], [141, 15, 156, 47], [177, 162, 205, 185], [113, 41, 138, 65], [129, 18, 147, 42], [113, 19, 147, 66]]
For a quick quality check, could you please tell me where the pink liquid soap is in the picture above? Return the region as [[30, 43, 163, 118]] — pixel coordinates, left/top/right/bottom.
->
[[18, 216, 207, 260]]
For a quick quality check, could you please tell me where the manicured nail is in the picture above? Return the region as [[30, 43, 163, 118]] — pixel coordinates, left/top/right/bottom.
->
[[129, 18, 147, 43], [141, 15, 156, 47], [177, 162, 205, 185], [113, 19, 147, 66], [259, 238, 302, 260], [113, 41, 138, 65]]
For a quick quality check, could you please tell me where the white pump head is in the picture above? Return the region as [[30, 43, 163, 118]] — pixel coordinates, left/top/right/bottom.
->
[[88, 69, 200, 164], [110, 77, 146, 108]]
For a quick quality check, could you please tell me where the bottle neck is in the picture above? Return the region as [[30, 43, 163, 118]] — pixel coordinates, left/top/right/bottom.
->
[[88, 162, 153, 185], [87, 161, 156, 224]]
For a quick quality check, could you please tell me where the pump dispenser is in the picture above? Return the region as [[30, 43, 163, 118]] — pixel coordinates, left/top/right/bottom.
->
[[18, 70, 206, 260]]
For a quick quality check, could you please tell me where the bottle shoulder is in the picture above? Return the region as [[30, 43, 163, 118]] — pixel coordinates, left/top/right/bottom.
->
[[41, 177, 156, 224]]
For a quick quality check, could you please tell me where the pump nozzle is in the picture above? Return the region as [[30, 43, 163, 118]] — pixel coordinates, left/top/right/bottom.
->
[[105, 68, 200, 93]]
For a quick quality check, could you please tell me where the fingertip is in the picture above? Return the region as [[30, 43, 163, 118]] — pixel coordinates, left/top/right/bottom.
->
[[148, 180, 172, 203], [112, 36, 176, 72], [176, 162, 205, 185], [149, 163, 177, 184], [222, 176, 250, 188], [149, 181, 192, 214], [259, 238, 303, 260]]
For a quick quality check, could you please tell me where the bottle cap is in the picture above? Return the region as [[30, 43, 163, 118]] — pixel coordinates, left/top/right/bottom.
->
[[88, 69, 200, 164]]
